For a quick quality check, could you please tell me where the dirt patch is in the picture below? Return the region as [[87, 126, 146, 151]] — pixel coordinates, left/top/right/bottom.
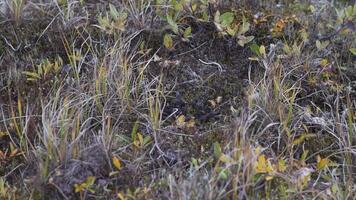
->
[[140, 20, 255, 127]]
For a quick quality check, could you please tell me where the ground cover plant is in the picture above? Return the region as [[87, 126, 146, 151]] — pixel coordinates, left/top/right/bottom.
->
[[0, 0, 355, 199]]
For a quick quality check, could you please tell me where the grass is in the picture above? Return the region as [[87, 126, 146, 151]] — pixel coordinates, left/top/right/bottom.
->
[[0, 0, 355, 199]]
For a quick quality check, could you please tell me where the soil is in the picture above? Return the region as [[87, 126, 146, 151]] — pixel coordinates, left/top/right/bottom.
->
[[140, 20, 256, 127]]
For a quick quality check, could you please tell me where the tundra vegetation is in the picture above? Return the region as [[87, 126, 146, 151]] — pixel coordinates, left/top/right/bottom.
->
[[0, 0, 355, 199]]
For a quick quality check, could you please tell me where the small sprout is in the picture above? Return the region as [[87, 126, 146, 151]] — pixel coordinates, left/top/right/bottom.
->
[[23, 57, 63, 82], [239, 16, 250, 35], [96, 4, 127, 34], [166, 14, 179, 34]]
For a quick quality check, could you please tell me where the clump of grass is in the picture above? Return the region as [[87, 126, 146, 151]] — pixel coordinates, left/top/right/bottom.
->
[[4, 0, 26, 25]]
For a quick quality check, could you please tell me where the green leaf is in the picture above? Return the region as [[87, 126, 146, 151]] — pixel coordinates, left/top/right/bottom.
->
[[131, 120, 139, 141], [219, 154, 231, 163], [346, 5, 353, 17], [349, 48, 356, 55], [220, 12, 234, 27], [213, 142, 222, 159], [172, 0, 183, 11], [163, 34, 173, 49], [308, 5, 316, 13], [191, 158, 198, 168], [259, 45, 266, 57], [237, 35, 254, 47], [109, 4, 119, 20], [316, 40, 329, 50], [23, 71, 40, 79], [250, 44, 261, 56], [226, 24, 238, 36], [167, 14, 178, 34], [143, 135, 151, 146], [183, 26, 192, 39], [239, 16, 250, 35], [84, 176, 96, 186], [218, 169, 229, 180], [301, 150, 309, 162]]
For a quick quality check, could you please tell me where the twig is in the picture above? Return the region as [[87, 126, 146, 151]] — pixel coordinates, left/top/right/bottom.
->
[[198, 59, 224, 73]]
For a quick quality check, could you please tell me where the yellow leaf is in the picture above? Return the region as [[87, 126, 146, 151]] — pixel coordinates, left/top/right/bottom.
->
[[317, 156, 330, 170], [137, 132, 144, 146], [308, 5, 316, 12], [255, 154, 267, 173], [187, 118, 196, 128], [219, 154, 230, 163], [316, 154, 321, 162], [273, 19, 285, 33], [117, 192, 127, 200], [278, 159, 287, 172], [9, 148, 19, 158], [112, 156, 122, 170], [0, 131, 7, 137], [259, 45, 266, 57], [133, 140, 140, 148], [176, 115, 186, 128], [9, 143, 19, 158], [84, 176, 95, 186], [265, 176, 274, 181], [163, 34, 173, 49], [74, 183, 83, 193], [320, 59, 329, 67], [292, 135, 306, 145]]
